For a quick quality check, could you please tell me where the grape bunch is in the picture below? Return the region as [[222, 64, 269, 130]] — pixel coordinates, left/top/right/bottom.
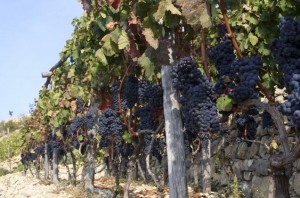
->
[[135, 106, 154, 131], [262, 111, 274, 129], [98, 108, 123, 152], [208, 31, 236, 95], [76, 98, 85, 113], [138, 79, 151, 102], [171, 57, 220, 139], [208, 38, 236, 78], [229, 84, 258, 103], [67, 113, 96, 135], [145, 84, 163, 109], [235, 113, 257, 145], [232, 56, 262, 87], [110, 84, 128, 111], [171, 56, 205, 94], [124, 75, 139, 108], [271, 17, 300, 126], [271, 17, 300, 88]]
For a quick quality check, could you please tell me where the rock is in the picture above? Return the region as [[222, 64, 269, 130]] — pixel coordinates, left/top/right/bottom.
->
[[294, 159, 300, 171], [258, 136, 270, 157], [253, 159, 270, 176], [232, 161, 243, 179], [224, 144, 238, 160], [211, 137, 225, 156], [241, 181, 252, 198], [246, 143, 259, 159], [243, 171, 252, 181], [236, 142, 248, 160], [251, 175, 275, 198], [220, 169, 229, 187], [291, 173, 300, 196]]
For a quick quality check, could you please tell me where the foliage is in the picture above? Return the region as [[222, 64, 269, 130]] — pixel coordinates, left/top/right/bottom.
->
[[0, 131, 23, 162], [0, 167, 10, 176]]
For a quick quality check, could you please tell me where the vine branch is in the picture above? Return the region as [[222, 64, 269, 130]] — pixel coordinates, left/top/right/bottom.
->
[[200, 28, 211, 81]]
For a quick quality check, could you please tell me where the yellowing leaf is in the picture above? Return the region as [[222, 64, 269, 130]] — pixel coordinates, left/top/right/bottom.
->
[[249, 33, 259, 46], [153, 0, 181, 21], [271, 139, 279, 150], [142, 28, 159, 49], [118, 30, 129, 49], [95, 49, 108, 65]]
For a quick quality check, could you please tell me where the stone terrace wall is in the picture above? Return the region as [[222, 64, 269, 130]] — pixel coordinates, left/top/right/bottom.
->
[[208, 120, 300, 198]]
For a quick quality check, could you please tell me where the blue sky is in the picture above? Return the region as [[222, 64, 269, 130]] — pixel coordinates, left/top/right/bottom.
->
[[0, 1, 83, 121]]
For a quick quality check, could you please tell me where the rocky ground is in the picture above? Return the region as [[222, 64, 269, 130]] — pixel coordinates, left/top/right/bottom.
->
[[0, 157, 223, 198]]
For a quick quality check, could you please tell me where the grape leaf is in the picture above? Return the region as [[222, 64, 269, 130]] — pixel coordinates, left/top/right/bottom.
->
[[249, 33, 259, 46], [138, 49, 155, 80], [95, 49, 108, 65], [142, 28, 159, 49], [153, 0, 181, 21], [217, 96, 233, 111]]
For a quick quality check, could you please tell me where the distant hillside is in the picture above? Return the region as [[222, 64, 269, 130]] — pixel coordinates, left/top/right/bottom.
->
[[0, 116, 28, 137]]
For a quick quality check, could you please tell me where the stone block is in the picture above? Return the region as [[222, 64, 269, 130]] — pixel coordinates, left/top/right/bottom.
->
[[251, 175, 275, 198], [236, 142, 248, 160], [253, 159, 270, 176]]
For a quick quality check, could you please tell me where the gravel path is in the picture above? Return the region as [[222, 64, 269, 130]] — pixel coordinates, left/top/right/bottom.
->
[[0, 172, 73, 198]]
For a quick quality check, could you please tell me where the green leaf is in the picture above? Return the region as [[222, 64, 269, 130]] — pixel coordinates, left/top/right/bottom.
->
[[67, 67, 75, 78], [142, 28, 159, 49], [118, 30, 129, 50], [249, 33, 259, 46], [216, 96, 233, 111], [95, 48, 108, 65], [122, 131, 131, 143], [262, 73, 271, 89], [153, 0, 181, 21], [138, 50, 155, 80], [101, 34, 119, 56], [78, 135, 84, 141]]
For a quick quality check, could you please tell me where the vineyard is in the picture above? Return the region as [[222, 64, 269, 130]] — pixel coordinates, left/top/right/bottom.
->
[[10, 0, 300, 198]]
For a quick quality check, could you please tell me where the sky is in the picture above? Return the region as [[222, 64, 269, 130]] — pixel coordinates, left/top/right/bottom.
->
[[0, 0, 83, 121]]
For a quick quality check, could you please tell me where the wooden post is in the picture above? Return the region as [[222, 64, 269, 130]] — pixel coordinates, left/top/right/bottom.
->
[[162, 66, 188, 198], [52, 147, 59, 184], [201, 139, 211, 193], [84, 144, 95, 192], [44, 142, 49, 180], [7, 128, 11, 172]]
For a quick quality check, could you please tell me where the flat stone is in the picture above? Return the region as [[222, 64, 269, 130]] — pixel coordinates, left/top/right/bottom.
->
[[241, 181, 252, 198], [253, 159, 270, 176], [236, 142, 248, 160], [246, 143, 259, 159], [251, 175, 275, 198], [292, 172, 300, 196]]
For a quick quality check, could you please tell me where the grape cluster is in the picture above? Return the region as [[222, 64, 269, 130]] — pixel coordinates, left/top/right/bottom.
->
[[271, 17, 300, 127], [171, 57, 205, 94], [76, 98, 85, 113], [208, 33, 236, 95], [271, 17, 300, 88], [235, 113, 257, 145], [135, 106, 154, 130], [217, 24, 227, 40], [229, 84, 258, 103], [124, 75, 139, 108], [171, 57, 220, 139], [21, 152, 37, 165], [110, 84, 128, 111], [208, 38, 236, 77], [232, 56, 262, 87], [138, 79, 151, 102], [67, 113, 96, 135], [145, 84, 163, 109], [98, 108, 123, 152], [262, 111, 274, 129], [98, 108, 122, 136]]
